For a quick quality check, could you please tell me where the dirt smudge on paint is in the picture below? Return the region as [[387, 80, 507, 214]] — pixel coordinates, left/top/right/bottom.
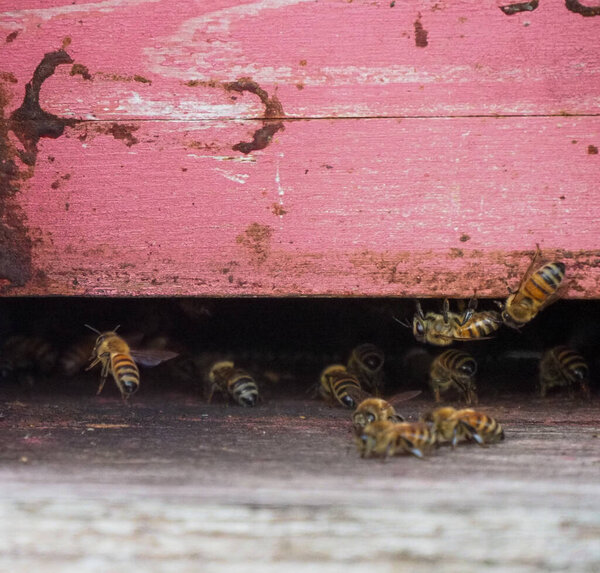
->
[[499, 0, 539, 15], [587, 145, 598, 155], [70, 63, 92, 81], [1, 50, 76, 289], [565, 0, 600, 17], [5, 31, 19, 43], [236, 223, 274, 265], [95, 123, 140, 147], [224, 78, 285, 154], [413, 14, 429, 48]]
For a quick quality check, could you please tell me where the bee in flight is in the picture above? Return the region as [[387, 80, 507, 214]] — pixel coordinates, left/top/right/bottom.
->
[[429, 349, 478, 404], [405, 297, 502, 346], [499, 247, 566, 329], [354, 420, 437, 459], [422, 406, 504, 448], [318, 364, 370, 409], [85, 325, 178, 400], [207, 360, 259, 407], [352, 391, 422, 431], [538, 346, 590, 399], [347, 343, 386, 395]]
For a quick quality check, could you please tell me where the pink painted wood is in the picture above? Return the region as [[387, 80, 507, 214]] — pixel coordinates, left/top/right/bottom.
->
[[0, 0, 599, 297]]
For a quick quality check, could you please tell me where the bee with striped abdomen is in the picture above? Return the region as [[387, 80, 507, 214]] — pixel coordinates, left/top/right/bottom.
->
[[410, 298, 501, 346], [352, 391, 422, 431], [85, 325, 178, 400], [539, 346, 590, 398], [347, 343, 385, 395], [207, 360, 259, 406], [500, 248, 566, 329], [423, 406, 504, 448], [354, 420, 437, 459], [429, 349, 478, 404], [319, 364, 370, 409]]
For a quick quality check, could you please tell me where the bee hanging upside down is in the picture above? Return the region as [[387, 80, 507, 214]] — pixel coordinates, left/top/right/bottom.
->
[[405, 297, 502, 346], [499, 247, 566, 329], [354, 420, 437, 459], [538, 346, 590, 399], [85, 325, 179, 400], [318, 364, 370, 409], [347, 343, 386, 395], [422, 407, 504, 448], [429, 349, 478, 404]]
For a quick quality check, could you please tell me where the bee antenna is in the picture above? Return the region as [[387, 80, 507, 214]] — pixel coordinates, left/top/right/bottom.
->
[[84, 324, 101, 335], [113, 325, 121, 332], [392, 316, 411, 329]]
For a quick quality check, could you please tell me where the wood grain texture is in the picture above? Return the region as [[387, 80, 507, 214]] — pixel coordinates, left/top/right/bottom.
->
[[1, 0, 599, 296]]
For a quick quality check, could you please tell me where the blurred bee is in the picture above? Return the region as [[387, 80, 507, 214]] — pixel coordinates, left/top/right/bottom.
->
[[539, 346, 590, 398], [408, 298, 501, 346], [59, 333, 97, 376], [354, 420, 437, 459], [352, 391, 422, 430], [207, 360, 259, 406], [319, 364, 369, 409], [347, 343, 385, 395], [423, 406, 504, 448], [85, 325, 178, 400], [500, 248, 566, 329], [0, 335, 58, 386], [429, 349, 478, 404]]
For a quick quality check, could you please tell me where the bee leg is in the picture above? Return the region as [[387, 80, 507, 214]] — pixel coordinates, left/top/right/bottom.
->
[[415, 300, 425, 319], [461, 421, 486, 447], [460, 296, 478, 325], [85, 356, 101, 371], [433, 387, 441, 403], [441, 299, 450, 323], [96, 375, 107, 395]]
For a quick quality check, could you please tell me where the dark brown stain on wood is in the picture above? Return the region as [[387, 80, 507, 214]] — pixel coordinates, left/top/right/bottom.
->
[[413, 14, 429, 48], [5, 30, 19, 43], [587, 144, 598, 155], [236, 223, 274, 265], [499, 0, 539, 15], [0, 50, 76, 289], [224, 78, 285, 154], [565, 0, 600, 17], [70, 63, 92, 81], [95, 123, 140, 147]]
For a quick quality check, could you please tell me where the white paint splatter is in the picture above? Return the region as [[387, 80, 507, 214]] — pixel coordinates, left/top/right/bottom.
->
[[275, 154, 285, 219], [213, 168, 249, 184]]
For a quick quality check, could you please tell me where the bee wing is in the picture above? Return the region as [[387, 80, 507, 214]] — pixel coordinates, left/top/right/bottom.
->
[[130, 349, 179, 367], [346, 386, 372, 405], [388, 390, 422, 406]]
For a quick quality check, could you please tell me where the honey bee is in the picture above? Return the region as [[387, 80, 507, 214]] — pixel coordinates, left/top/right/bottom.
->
[[347, 343, 385, 395], [539, 346, 590, 398], [410, 298, 501, 346], [429, 349, 478, 404], [500, 248, 566, 329], [352, 391, 422, 430], [319, 364, 370, 409], [354, 420, 437, 459], [0, 335, 58, 386], [207, 360, 259, 406], [85, 325, 178, 400], [423, 406, 504, 448]]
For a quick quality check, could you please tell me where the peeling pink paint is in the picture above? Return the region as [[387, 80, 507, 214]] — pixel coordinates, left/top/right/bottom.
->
[[0, 0, 599, 297]]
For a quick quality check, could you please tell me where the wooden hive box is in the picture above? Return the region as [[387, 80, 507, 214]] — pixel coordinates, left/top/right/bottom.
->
[[0, 1, 598, 297]]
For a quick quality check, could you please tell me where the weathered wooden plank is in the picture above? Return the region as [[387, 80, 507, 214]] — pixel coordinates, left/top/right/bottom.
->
[[3, 116, 600, 296], [0, 0, 599, 119], [0, 396, 599, 572]]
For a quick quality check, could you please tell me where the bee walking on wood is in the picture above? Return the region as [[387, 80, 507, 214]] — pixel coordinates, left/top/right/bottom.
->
[[423, 406, 504, 448], [500, 248, 566, 329], [407, 298, 501, 346], [539, 346, 590, 398], [429, 349, 478, 404], [352, 391, 422, 431], [318, 364, 370, 409], [354, 420, 437, 459], [85, 325, 178, 400], [207, 360, 259, 407], [347, 343, 386, 395]]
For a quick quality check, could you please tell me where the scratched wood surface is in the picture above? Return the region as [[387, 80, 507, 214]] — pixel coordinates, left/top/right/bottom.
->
[[1, 0, 599, 295], [1, 394, 599, 573]]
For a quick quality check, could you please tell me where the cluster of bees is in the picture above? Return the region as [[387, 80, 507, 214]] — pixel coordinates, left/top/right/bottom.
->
[[0, 250, 591, 457]]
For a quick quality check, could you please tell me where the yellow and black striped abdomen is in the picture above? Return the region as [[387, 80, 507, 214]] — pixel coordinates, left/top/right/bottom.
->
[[460, 411, 504, 444], [455, 311, 502, 340], [554, 346, 589, 383], [110, 352, 140, 396], [228, 370, 259, 407], [523, 262, 566, 308], [439, 349, 477, 376]]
